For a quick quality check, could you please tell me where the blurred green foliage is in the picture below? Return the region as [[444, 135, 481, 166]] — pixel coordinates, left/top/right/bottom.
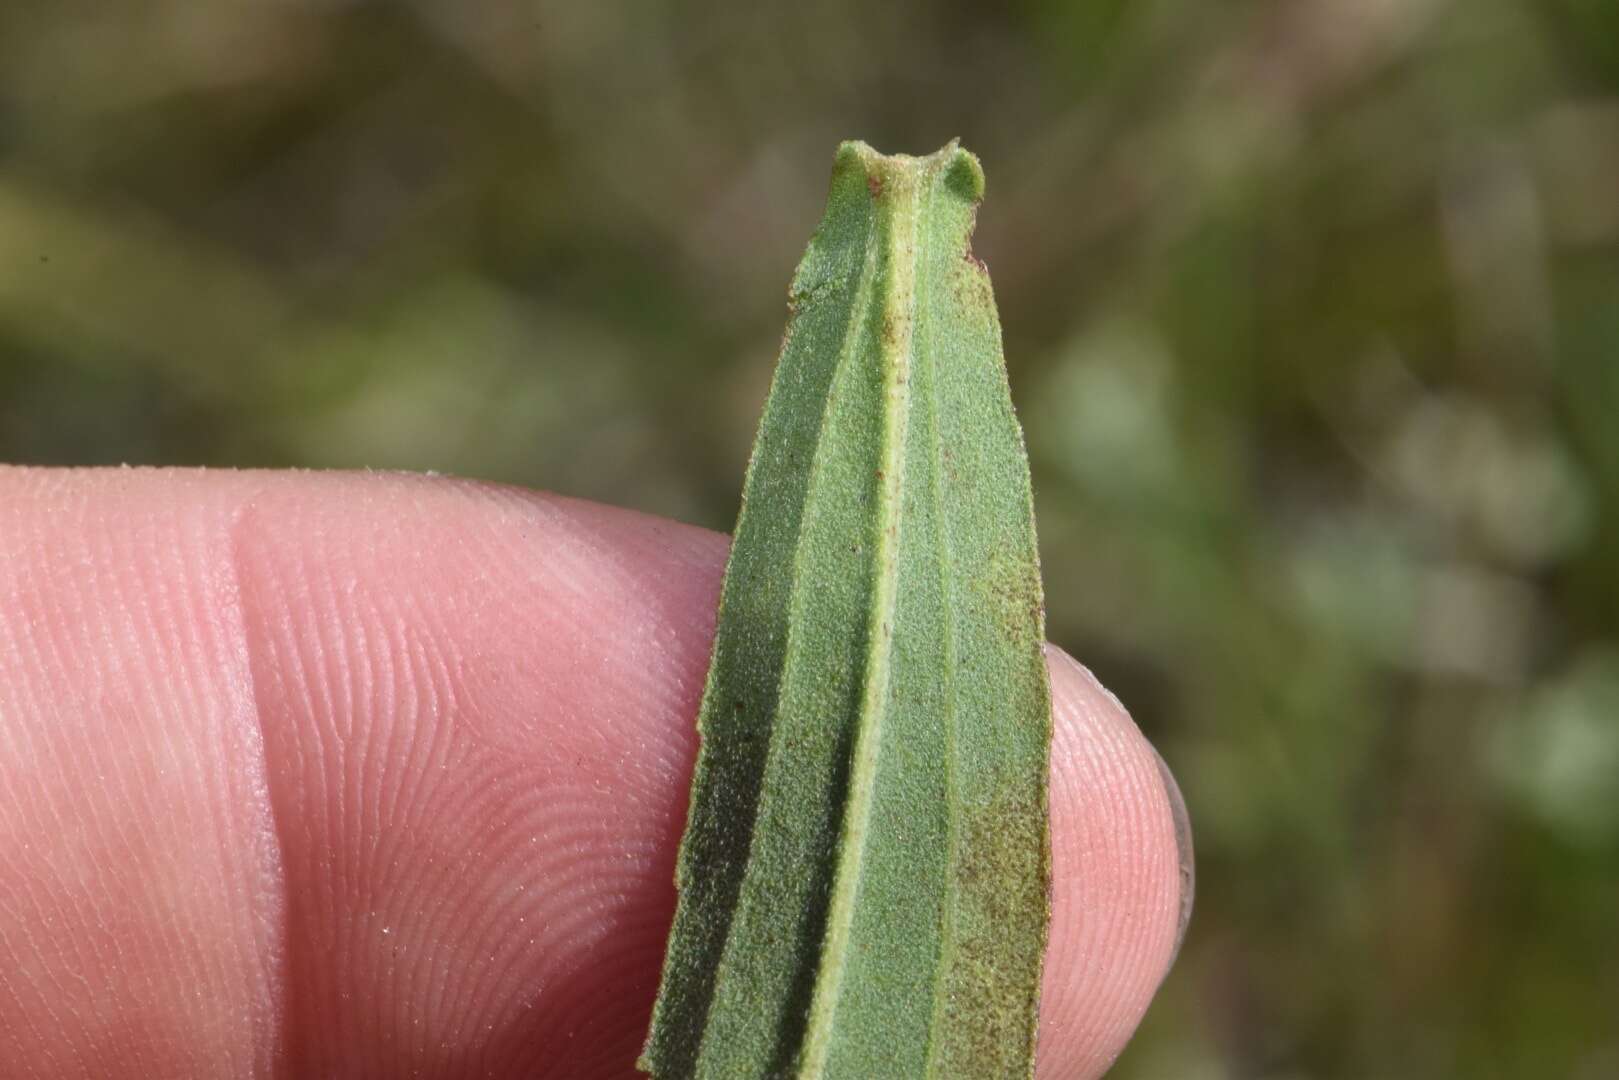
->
[[4, 1, 1617, 1076]]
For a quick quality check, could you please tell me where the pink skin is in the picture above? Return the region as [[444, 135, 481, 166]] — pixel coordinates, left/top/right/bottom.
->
[[0, 468, 1183, 1078]]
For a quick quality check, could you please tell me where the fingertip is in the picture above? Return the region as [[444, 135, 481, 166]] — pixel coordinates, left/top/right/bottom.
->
[[1037, 645, 1187, 1079], [225, 473, 728, 1073]]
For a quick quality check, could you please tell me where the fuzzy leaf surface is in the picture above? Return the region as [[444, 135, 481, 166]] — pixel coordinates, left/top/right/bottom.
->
[[640, 141, 1052, 1080]]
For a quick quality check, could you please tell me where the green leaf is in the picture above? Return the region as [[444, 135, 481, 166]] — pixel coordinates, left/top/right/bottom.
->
[[640, 140, 1052, 1079]]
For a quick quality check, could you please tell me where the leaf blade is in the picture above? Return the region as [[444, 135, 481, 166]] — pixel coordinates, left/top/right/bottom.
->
[[640, 141, 1050, 1080]]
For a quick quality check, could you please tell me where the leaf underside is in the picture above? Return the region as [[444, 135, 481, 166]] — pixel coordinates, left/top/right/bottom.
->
[[640, 141, 1052, 1080]]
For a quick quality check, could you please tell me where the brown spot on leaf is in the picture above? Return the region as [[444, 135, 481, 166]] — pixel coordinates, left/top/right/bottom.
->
[[975, 551, 1045, 645], [881, 313, 900, 347], [939, 783, 1048, 1075]]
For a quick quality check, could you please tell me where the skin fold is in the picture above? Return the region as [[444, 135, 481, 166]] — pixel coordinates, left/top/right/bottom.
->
[[0, 467, 1185, 1079]]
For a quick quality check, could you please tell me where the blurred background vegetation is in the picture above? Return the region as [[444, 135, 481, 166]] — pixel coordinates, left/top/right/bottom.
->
[[4, 0, 1617, 1075]]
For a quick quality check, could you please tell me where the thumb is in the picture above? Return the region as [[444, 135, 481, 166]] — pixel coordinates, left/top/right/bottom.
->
[[0, 467, 1186, 1077]]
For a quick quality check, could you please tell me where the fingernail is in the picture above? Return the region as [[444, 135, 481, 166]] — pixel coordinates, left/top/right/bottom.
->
[[1151, 744, 1194, 969]]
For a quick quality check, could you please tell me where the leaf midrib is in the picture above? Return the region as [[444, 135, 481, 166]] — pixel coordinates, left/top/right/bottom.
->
[[796, 160, 923, 1078]]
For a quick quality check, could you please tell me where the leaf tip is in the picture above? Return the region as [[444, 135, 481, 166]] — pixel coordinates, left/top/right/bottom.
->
[[832, 140, 878, 184], [832, 140, 899, 202], [936, 140, 985, 205], [837, 139, 985, 207]]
